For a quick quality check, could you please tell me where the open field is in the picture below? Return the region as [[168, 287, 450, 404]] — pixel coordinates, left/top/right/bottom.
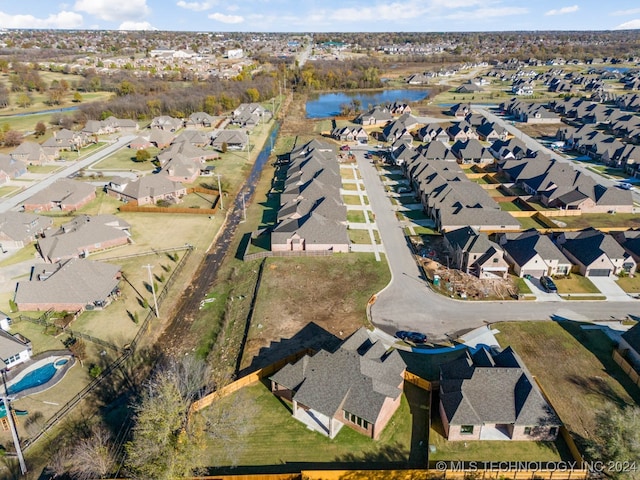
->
[[495, 321, 640, 450], [92, 146, 160, 173], [197, 381, 413, 471], [558, 213, 640, 230]]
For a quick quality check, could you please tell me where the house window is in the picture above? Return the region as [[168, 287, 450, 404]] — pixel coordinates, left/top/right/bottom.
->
[[461, 425, 474, 435], [524, 427, 532, 435], [549, 427, 558, 437], [343, 411, 369, 429], [493, 258, 499, 263]]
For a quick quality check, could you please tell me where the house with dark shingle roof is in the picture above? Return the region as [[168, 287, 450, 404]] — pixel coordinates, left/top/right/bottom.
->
[[558, 228, 636, 277], [451, 139, 493, 165], [106, 174, 187, 206], [0, 212, 52, 250], [23, 179, 96, 212], [355, 106, 393, 126], [443, 226, 509, 279], [619, 323, 640, 372], [439, 346, 561, 441], [499, 229, 572, 278], [270, 328, 406, 440]]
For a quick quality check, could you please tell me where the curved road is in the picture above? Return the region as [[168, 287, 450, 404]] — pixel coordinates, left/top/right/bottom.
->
[[352, 147, 639, 342]]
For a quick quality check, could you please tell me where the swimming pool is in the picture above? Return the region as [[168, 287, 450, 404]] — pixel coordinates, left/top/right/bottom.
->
[[6, 356, 71, 396]]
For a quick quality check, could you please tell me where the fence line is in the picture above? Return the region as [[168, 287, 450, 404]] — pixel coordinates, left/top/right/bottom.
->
[[98, 245, 192, 261], [119, 204, 218, 215], [613, 348, 640, 388], [21, 245, 194, 450]]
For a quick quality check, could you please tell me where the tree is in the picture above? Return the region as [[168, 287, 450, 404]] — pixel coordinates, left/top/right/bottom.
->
[[69, 424, 116, 480], [245, 88, 260, 102], [73, 91, 83, 103], [16, 92, 32, 108], [67, 337, 87, 366], [135, 149, 151, 162], [221, 142, 228, 154], [586, 405, 640, 479], [34, 121, 46, 137], [3, 130, 22, 147]]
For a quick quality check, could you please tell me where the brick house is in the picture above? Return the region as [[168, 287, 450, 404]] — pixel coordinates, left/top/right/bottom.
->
[[23, 179, 96, 212]]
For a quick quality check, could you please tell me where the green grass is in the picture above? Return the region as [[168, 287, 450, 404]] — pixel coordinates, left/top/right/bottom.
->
[[27, 164, 63, 174], [499, 201, 526, 212], [495, 321, 640, 450], [347, 211, 367, 223], [198, 381, 413, 469], [559, 213, 640, 230], [349, 229, 375, 244], [341, 182, 360, 191], [616, 274, 640, 293], [553, 275, 600, 294], [343, 194, 368, 205], [93, 146, 159, 173], [0, 185, 21, 198], [0, 243, 38, 268], [409, 226, 438, 235], [516, 276, 532, 294], [429, 413, 570, 461], [517, 215, 551, 230]]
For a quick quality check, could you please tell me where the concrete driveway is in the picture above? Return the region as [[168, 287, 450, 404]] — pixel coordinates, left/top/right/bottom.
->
[[524, 277, 562, 302], [588, 276, 633, 301], [351, 146, 639, 341]]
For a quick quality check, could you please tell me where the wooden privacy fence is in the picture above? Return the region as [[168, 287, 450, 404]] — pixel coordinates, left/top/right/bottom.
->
[[300, 469, 588, 480], [404, 371, 434, 391], [119, 204, 218, 215], [613, 348, 640, 388]]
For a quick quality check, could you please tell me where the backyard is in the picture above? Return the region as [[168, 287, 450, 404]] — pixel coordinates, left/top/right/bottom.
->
[[495, 321, 640, 451]]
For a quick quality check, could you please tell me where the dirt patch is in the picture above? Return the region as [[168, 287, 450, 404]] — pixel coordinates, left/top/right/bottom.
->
[[517, 123, 563, 139], [411, 235, 517, 300]]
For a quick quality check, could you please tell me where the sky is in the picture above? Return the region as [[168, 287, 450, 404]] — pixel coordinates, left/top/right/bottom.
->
[[1, 1, 640, 32]]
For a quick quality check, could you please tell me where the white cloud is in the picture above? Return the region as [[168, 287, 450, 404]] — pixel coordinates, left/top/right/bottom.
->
[[611, 8, 640, 16], [74, 0, 150, 22], [0, 10, 83, 28], [176, 1, 215, 11], [208, 12, 244, 23], [119, 20, 157, 30], [544, 5, 579, 16], [444, 6, 529, 20], [613, 19, 640, 30]]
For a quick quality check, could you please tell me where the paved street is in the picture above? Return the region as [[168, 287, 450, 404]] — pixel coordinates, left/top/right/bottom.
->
[[0, 135, 135, 213], [352, 147, 639, 342]]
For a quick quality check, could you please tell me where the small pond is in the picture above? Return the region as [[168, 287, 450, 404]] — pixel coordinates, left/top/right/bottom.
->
[[306, 89, 429, 118]]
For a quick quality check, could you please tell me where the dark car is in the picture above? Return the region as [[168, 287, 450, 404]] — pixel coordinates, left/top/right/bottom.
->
[[540, 275, 558, 293], [396, 330, 428, 344]]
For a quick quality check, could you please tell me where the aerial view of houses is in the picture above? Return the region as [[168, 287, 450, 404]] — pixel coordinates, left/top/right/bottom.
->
[[0, 12, 638, 480]]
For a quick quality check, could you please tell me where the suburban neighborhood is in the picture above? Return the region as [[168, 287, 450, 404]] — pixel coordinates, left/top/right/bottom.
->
[[0, 23, 637, 480]]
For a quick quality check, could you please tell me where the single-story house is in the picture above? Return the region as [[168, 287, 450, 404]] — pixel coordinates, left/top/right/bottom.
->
[[106, 175, 187, 206], [558, 228, 636, 277], [499, 230, 572, 277], [10, 141, 55, 164], [150, 115, 183, 132], [14, 258, 121, 312], [23, 179, 96, 212], [211, 130, 249, 151], [0, 329, 32, 370], [439, 346, 561, 441], [0, 212, 53, 251], [270, 328, 406, 440]]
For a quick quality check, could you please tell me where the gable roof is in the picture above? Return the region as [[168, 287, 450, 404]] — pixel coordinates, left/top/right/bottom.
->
[[270, 328, 406, 424], [562, 228, 627, 265], [502, 230, 570, 266], [23, 179, 95, 208]]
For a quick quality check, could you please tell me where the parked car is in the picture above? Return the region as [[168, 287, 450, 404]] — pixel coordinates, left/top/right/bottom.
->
[[618, 182, 633, 190], [397, 186, 411, 193], [396, 331, 428, 344], [539, 276, 558, 293], [340, 145, 350, 151]]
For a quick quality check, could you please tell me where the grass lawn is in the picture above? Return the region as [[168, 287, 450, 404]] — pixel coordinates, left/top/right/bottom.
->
[[341, 168, 361, 180], [0, 185, 20, 197], [76, 189, 122, 216], [93, 146, 159, 173], [559, 213, 640, 230], [517, 215, 551, 230], [343, 194, 368, 205], [411, 226, 439, 235], [349, 229, 375, 244], [515, 276, 532, 294], [347, 211, 367, 223], [341, 182, 360, 191], [617, 274, 640, 293], [0, 243, 38, 268], [429, 411, 570, 462], [495, 321, 640, 450], [198, 381, 414, 470], [499, 201, 526, 212], [27, 164, 63, 174], [553, 275, 600, 294]]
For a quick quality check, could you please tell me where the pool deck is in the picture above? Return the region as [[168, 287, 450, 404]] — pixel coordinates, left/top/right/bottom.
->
[[3, 349, 75, 399]]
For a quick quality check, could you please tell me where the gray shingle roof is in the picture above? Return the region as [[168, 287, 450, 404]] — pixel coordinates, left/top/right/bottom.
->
[[270, 328, 406, 424]]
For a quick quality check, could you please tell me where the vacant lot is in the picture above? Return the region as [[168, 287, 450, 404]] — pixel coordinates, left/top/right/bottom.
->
[[242, 254, 391, 372], [559, 213, 640, 230], [198, 381, 413, 472], [495, 321, 640, 451]]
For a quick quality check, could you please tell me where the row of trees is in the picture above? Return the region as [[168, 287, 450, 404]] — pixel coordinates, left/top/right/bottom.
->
[[291, 58, 383, 91]]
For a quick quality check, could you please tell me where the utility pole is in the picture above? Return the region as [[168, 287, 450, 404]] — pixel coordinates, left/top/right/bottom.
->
[[215, 173, 223, 210], [2, 371, 26, 475], [142, 264, 159, 319]]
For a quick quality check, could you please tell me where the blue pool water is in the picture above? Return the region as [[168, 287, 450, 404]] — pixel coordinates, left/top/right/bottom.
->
[[7, 359, 68, 395]]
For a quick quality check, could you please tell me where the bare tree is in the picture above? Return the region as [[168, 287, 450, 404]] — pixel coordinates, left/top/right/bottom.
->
[[69, 424, 116, 480]]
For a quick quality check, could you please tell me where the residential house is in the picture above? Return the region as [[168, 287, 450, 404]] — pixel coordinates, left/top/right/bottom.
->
[[612, 229, 640, 265], [456, 81, 483, 94], [558, 228, 636, 277], [10, 141, 53, 164], [104, 116, 139, 133], [14, 258, 121, 312], [439, 347, 561, 441], [149, 129, 175, 149], [450, 139, 494, 165], [129, 136, 153, 150], [211, 130, 249, 151], [270, 328, 406, 440], [381, 113, 419, 143], [443, 226, 509, 279], [0, 329, 32, 370], [499, 229, 572, 278], [37, 214, 131, 263], [0, 154, 27, 183], [416, 124, 449, 143], [106, 175, 187, 206], [450, 103, 471, 118], [150, 115, 183, 132], [172, 130, 210, 148], [0, 212, 52, 250], [447, 121, 478, 142], [185, 111, 215, 128], [331, 126, 368, 144], [476, 122, 508, 142], [23, 179, 96, 212], [231, 103, 271, 128], [41, 129, 89, 156], [618, 323, 640, 372], [355, 106, 393, 126]]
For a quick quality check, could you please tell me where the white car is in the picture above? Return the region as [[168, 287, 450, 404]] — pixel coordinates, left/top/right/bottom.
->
[[618, 182, 633, 190]]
